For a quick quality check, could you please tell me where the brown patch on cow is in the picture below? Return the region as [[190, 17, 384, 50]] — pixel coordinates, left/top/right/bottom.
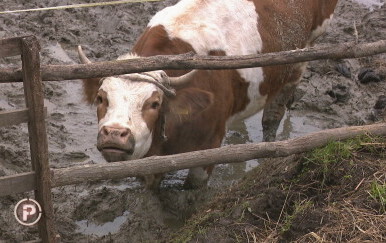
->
[[133, 25, 197, 78], [251, 0, 338, 101], [141, 91, 162, 132], [166, 88, 214, 120], [133, 26, 252, 156], [311, 1, 339, 31], [96, 89, 108, 122], [133, 25, 193, 56], [206, 50, 251, 116], [133, 26, 194, 57], [82, 77, 101, 104]]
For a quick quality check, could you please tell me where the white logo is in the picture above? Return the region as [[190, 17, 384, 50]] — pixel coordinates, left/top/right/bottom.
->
[[14, 198, 42, 226]]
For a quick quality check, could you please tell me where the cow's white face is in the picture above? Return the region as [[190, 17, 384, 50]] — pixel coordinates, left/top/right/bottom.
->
[[96, 75, 164, 162]]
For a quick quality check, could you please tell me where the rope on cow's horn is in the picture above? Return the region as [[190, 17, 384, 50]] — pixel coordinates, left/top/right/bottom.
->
[[0, 0, 163, 14], [123, 72, 177, 97]]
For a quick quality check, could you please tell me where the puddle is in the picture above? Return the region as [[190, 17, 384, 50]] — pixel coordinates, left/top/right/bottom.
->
[[75, 211, 130, 237], [209, 110, 322, 187]]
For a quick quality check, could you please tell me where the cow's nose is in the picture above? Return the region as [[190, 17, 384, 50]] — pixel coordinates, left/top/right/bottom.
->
[[102, 126, 129, 138], [101, 126, 131, 142]]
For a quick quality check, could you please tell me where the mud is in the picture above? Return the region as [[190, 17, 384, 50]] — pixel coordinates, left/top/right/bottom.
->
[[173, 136, 386, 242], [0, 0, 385, 241]]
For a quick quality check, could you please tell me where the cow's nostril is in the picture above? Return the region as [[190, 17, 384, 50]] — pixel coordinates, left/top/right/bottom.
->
[[121, 129, 129, 138], [102, 127, 109, 136]]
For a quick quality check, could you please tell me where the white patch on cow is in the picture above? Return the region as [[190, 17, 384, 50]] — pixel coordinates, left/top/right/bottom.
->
[[98, 76, 161, 159], [149, 0, 267, 127], [309, 14, 333, 44]]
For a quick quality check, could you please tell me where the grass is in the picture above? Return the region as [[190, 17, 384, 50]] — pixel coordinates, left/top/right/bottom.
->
[[171, 210, 216, 243], [369, 179, 386, 213], [281, 200, 313, 233], [302, 134, 385, 188]]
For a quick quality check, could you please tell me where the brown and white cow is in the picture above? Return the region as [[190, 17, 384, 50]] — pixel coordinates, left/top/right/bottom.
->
[[80, 0, 339, 189]]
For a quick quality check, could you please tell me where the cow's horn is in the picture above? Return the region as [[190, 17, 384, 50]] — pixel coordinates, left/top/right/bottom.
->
[[78, 45, 92, 64], [168, 70, 198, 87]]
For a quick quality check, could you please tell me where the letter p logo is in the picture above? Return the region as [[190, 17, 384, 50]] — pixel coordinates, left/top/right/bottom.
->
[[14, 198, 42, 226], [22, 204, 37, 221]]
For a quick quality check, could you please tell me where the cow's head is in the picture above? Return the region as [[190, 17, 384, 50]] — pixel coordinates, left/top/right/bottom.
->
[[79, 46, 213, 162]]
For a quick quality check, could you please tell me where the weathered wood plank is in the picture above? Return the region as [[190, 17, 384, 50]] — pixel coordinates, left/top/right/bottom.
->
[[1, 40, 386, 83], [0, 108, 48, 127], [0, 172, 35, 196], [0, 37, 22, 58], [21, 36, 57, 242], [1, 122, 385, 196], [0, 109, 29, 127], [52, 122, 386, 188]]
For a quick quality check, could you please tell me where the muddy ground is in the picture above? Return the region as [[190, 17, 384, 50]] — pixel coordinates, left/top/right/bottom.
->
[[172, 136, 386, 242], [0, 0, 385, 242]]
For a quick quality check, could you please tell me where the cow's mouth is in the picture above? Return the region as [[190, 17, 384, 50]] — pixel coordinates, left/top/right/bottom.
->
[[101, 147, 132, 154], [98, 145, 134, 162]]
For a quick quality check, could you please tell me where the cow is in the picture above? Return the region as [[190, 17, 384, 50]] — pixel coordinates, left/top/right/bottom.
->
[[79, 0, 339, 189]]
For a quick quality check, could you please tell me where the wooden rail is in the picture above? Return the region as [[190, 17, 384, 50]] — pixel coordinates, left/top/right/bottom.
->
[[0, 40, 385, 83], [0, 37, 22, 57], [0, 172, 36, 195], [0, 108, 47, 127], [0, 109, 29, 127], [1, 122, 385, 195]]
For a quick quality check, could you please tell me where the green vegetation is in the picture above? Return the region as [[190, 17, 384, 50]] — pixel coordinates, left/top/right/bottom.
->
[[302, 135, 385, 188], [369, 180, 386, 213], [281, 200, 313, 233], [171, 211, 216, 243]]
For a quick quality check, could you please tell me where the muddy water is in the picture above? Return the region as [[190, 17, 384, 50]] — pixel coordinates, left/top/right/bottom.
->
[[1, 0, 385, 241]]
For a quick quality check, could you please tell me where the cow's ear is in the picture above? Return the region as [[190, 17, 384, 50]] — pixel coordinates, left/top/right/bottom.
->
[[165, 88, 214, 121], [82, 78, 101, 104]]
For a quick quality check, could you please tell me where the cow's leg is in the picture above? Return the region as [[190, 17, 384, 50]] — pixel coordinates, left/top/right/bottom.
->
[[262, 83, 297, 142], [184, 136, 221, 189], [184, 166, 214, 189], [143, 173, 164, 191]]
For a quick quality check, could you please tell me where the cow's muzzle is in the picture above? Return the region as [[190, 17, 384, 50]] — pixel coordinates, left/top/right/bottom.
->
[[97, 125, 135, 162]]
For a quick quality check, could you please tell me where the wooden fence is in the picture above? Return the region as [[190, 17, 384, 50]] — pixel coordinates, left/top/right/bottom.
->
[[0, 36, 385, 242], [0, 36, 57, 242]]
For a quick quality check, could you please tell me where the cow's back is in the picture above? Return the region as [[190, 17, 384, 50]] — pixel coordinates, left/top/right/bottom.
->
[[131, 0, 338, 152], [133, 0, 338, 124]]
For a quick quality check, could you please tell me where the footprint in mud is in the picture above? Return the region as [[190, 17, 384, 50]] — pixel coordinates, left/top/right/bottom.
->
[[358, 68, 382, 84], [335, 63, 352, 79], [369, 95, 386, 121], [325, 84, 350, 103]]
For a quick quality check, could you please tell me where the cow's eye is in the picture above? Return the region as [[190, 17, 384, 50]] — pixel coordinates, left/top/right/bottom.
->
[[95, 95, 103, 105], [151, 101, 160, 109]]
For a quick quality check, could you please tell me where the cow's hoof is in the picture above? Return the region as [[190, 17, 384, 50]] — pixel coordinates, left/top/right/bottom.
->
[[183, 180, 208, 190], [142, 174, 163, 191]]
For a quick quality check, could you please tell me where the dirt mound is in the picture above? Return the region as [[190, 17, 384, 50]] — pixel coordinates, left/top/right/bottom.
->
[[172, 135, 386, 242]]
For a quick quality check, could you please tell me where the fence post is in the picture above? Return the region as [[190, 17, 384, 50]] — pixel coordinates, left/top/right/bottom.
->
[[21, 36, 58, 242]]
